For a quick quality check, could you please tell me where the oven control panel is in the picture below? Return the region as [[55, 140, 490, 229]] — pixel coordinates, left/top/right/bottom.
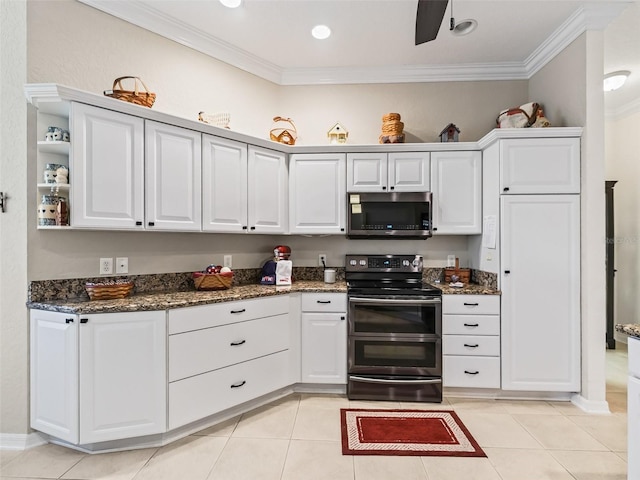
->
[[346, 254, 423, 272]]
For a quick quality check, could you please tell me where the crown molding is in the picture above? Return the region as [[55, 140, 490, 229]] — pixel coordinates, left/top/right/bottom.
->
[[78, 0, 631, 86], [606, 96, 640, 120]]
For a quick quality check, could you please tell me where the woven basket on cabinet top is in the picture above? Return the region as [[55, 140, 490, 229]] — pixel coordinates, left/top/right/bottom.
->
[[104, 76, 156, 108]]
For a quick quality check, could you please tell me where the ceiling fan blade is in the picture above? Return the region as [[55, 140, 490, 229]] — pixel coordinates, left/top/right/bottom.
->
[[415, 0, 449, 45]]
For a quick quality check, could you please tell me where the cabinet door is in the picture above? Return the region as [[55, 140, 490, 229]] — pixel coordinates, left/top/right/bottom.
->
[[430, 151, 482, 234], [388, 152, 430, 192], [30, 310, 79, 444], [629, 375, 640, 480], [289, 153, 346, 234], [145, 121, 202, 231], [78, 311, 166, 444], [71, 103, 144, 229], [202, 135, 248, 232], [247, 146, 288, 233], [301, 312, 347, 383], [347, 153, 387, 192], [500, 138, 580, 194], [500, 195, 580, 392]]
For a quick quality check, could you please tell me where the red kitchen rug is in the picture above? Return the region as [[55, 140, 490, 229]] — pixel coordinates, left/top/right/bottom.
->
[[340, 408, 486, 457]]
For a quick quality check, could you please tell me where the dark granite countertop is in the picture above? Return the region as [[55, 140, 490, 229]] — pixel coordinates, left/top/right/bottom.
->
[[437, 283, 500, 295], [615, 323, 640, 339], [27, 281, 347, 314]]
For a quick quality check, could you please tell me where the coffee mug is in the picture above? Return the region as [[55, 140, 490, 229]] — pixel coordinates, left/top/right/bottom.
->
[[324, 269, 336, 284]]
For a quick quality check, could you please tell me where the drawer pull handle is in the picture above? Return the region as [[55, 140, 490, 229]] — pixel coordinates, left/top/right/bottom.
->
[[230, 309, 246, 314], [230, 340, 246, 346], [230, 381, 246, 389], [464, 343, 479, 348], [65, 318, 74, 324], [463, 302, 479, 306], [464, 370, 479, 375], [317, 300, 331, 304], [463, 323, 479, 327]]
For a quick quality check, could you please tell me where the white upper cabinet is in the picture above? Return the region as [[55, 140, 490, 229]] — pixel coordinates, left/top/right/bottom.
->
[[71, 103, 145, 229], [202, 135, 248, 232], [430, 151, 482, 235], [247, 146, 288, 234], [145, 121, 202, 231], [289, 153, 346, 234], [347, 152, 430, 192], [500, 137, 580, 194]]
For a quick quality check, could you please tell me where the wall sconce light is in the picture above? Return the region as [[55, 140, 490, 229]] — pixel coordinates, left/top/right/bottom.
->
[[603, 71, 630, 92]]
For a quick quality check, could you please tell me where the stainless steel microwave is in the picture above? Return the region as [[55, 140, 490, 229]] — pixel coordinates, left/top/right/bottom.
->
[[347, 192, 433, 239]]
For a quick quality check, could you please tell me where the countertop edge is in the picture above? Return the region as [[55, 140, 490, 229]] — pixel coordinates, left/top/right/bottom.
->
[[615, 323, 640, 339]]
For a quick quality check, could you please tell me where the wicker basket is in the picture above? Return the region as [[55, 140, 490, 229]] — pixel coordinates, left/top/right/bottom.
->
[[85, 281, 134, 300], [198, 111, 230, 129], [193, 272, 233, 290], [269, 116, 297, 145], [444, 268, 471, 284], [104, 76, 156, 108]]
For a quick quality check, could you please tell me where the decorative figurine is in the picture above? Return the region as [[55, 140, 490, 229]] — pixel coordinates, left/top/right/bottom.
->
[[440, 123, 460, 142], [327, 122, 349, 144]]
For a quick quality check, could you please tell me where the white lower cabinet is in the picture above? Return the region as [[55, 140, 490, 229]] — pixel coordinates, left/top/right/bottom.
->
[[167, 296, 292, 430], [30, 309, 166, 445], [300, 293, 347, 384], [442, 295, 501, 389], [628, 337, 640, 480]]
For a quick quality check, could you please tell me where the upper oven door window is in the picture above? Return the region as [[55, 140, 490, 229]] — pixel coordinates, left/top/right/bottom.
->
[[348, 296, 441, 337]]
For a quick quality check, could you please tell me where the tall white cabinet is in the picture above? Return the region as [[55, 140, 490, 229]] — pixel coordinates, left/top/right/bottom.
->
[[496, 136, 581, 392]]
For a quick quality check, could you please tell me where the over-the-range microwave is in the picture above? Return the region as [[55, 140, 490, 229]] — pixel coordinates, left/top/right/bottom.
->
[[346, 191, 433, 239]]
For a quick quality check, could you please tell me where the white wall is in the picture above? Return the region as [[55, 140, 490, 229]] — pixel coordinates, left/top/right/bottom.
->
[[0, 0, 29, 438], [606, 110, 640, 328]]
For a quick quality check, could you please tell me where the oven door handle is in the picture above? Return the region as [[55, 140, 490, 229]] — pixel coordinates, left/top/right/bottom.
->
[[349, 375, 442, 385], [348, 297, 441, 305]]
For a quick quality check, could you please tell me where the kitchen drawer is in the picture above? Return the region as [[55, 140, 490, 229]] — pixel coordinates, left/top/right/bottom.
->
[[443, 295, 500, 315], [169, 313, 289, 382], [630, 337, 640, 379], [301, 293, 347, 312], [443, 335, 500, 356], [443, 314, 500, 335], [443, 355, 500, 388], [168, 350, 291, 430], [168, 295, 289, 334]]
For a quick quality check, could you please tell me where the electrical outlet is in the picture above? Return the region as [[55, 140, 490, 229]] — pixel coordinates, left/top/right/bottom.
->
[[99, 257, 113, 275], [115, 257, 128, 274], [447, 255, 456, 267], [318, 254, 327, 267], [223, 255, 232, 268]]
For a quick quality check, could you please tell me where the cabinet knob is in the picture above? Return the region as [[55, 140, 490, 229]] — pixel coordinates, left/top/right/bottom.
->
[[135, 221, 142, 226], [433, 227, 438, 231], [148, 222, 155, 227], [341, 316, 345, 321], [250, 226, 256, 230], [503, 187, 510, 192], [504, 270, 511, 274], [80, 318, 88, 324], [242, 226, 248, 230], [65, 318, 74, 324], [389, 186, 394, 190], [382, 186, 387, 190]]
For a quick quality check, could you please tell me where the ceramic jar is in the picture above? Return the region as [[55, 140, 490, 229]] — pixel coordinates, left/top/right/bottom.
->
[[37, 195, 58, 226], [43, 163, 63, 184]]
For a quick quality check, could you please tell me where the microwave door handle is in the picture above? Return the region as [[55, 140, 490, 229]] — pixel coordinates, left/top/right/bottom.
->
[[349, 375, 442, 385], [349, 297, 441, 305]]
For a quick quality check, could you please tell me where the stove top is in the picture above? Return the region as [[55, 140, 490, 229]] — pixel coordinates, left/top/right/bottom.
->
[[345, 254, 441, 296]]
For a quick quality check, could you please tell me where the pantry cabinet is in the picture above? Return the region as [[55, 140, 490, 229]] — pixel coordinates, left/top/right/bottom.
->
[[300, 293, 347, 384], [70, 103, 145, 229], [430, 151, 482, 234], [347, 152, 430, 192], [30, 309, 166, 446], [289, 153, 346, 234], [500, 194, 580, 392], [145, 121, 202, 231]]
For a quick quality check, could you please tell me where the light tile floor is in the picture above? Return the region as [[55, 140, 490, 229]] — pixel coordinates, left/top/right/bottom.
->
[[0, 346, 629, 480]]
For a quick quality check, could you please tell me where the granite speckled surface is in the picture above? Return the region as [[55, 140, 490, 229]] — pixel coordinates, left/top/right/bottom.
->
[[27, 266, 499, 314], [615, 323, 640, 339]]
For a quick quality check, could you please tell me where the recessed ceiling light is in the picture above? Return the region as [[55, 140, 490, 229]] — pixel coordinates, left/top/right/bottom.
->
[[451, 19, 477, 36], [311, 25, 331, 40], [603, 71, 630, 92], [219, 0, 242, 8]]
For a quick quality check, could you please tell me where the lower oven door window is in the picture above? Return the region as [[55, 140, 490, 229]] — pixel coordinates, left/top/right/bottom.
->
[[348, 296, 441, 336], [349, 336, 441, 377]]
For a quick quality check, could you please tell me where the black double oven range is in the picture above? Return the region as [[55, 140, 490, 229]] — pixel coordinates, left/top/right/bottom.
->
[[346, 254, 443, 403]]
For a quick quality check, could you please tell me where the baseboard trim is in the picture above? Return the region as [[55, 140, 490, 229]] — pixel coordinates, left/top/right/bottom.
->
[[0, 432, 48, 450], [571, 393, 611, 414]]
